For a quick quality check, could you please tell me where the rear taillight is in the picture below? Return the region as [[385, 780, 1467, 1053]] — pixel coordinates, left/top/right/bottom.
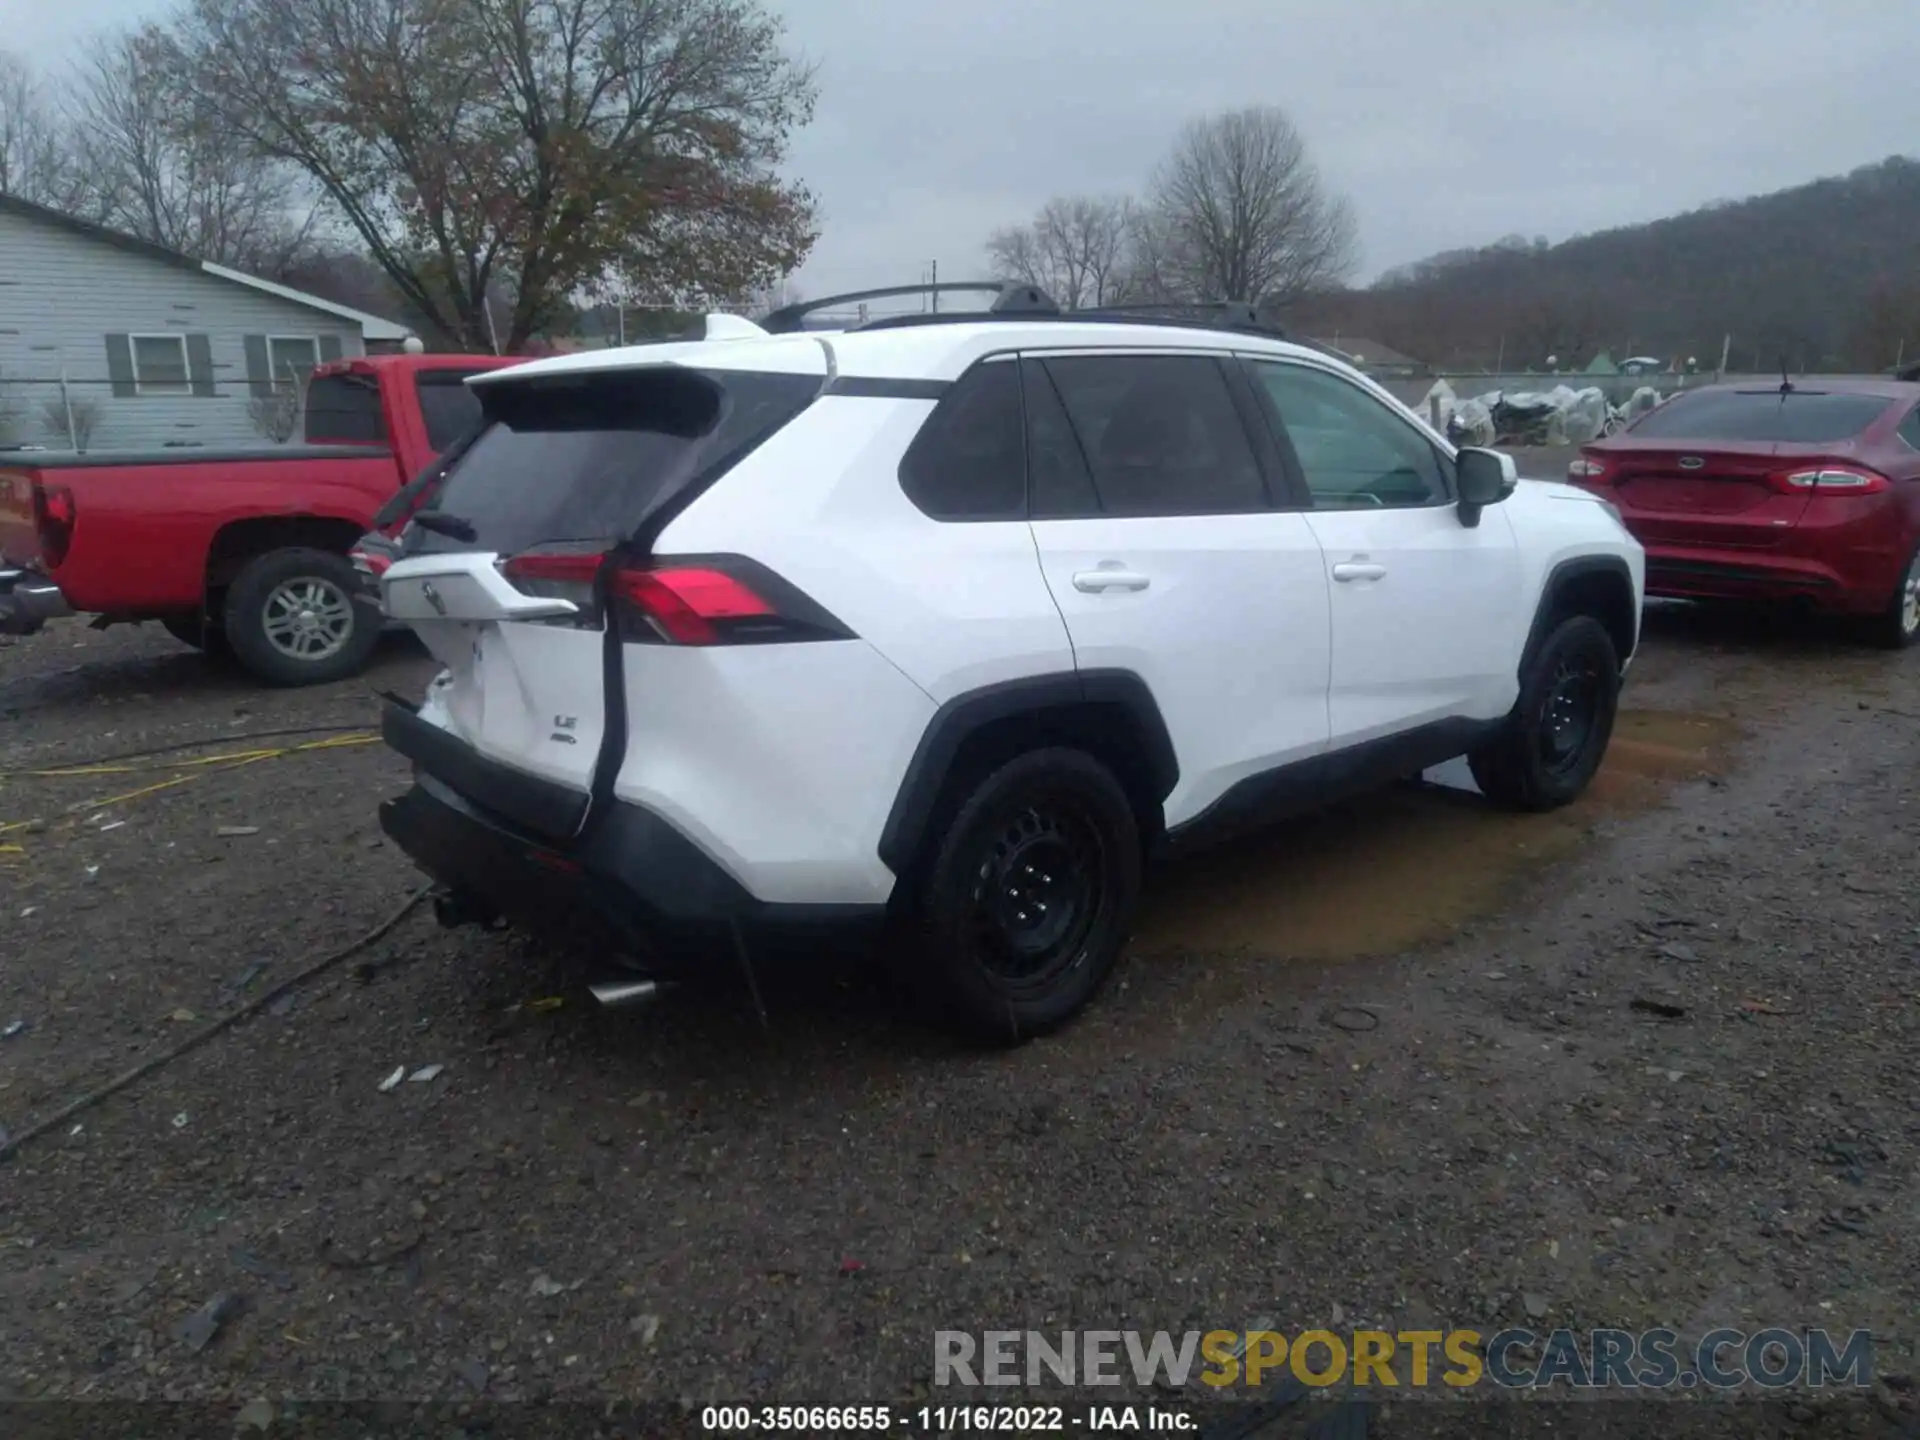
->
[[612, 567, 775, 644], [34, 484, 75, 567], [499, 550, 852, 646], [1568, 457, 1607, 481], [1770, 466, 1890, 496]]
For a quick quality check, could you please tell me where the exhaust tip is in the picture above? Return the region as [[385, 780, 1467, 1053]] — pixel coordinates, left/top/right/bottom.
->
[[589, 979, 661, 1009]]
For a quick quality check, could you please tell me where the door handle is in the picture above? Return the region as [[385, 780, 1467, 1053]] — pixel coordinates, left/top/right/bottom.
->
[[1331, 561, 1387, 583], [1072, 568, 1151, 593]]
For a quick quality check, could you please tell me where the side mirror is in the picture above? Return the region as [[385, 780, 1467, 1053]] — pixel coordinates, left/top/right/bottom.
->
[[1456, 447, 1517, 528]]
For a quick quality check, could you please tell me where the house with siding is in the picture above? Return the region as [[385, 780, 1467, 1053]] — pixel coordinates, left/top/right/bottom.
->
[[0, 194, 412, 454]]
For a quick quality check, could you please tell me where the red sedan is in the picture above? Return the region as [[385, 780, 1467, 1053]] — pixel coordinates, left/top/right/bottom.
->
[[1569, 379, 1920, 645]]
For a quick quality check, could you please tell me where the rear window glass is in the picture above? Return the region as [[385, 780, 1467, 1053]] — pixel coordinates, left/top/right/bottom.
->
[[303, 374, 387, 445], [1629, 390, 1893, 443], [416, 373, 487, 452], [408, 367, 819, 555]]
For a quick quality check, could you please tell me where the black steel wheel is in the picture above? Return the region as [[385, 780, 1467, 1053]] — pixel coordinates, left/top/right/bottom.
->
[[1470, 614, 1621, 811], [907, 748, 1140, 1043]]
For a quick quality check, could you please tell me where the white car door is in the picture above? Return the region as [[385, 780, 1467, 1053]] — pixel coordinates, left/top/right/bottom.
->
[[1021, 350, 1332, 828], [1242, 357, 1525, 747]]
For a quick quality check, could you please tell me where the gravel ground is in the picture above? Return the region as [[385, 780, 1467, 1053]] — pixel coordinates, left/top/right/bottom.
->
[[2, 600, 1918, 1439]]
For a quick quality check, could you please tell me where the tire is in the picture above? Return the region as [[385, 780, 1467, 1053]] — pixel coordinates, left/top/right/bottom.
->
[[159, 613, 230, 659], [1868, 544, 1920, 650], [902, 747, 1141, 1044], [1469, 614, 1621, 812], [222, 547, 381, 687]]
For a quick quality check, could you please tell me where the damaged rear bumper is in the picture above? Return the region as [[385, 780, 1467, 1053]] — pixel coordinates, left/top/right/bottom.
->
[[0, 568, 72, 636], [376, 698, 885, 979]]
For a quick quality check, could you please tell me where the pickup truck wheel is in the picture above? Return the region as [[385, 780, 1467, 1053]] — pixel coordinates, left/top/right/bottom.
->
[[1469, 614, 1621, 812], [903, 747, 1141, 1045], [222, 548, 381, 687], [159, 613, 231, 659]]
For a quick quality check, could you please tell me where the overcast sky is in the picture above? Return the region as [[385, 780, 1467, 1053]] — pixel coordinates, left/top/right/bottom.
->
[[10, 0, 1918, 299]]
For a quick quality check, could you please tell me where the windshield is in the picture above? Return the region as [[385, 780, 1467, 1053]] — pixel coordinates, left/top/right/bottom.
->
[[1629, 390, 1893, 444], [407, 367, 819, 556]]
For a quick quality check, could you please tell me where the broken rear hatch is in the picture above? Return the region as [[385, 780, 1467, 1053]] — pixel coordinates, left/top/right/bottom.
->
[[380, 350, 826, 839]]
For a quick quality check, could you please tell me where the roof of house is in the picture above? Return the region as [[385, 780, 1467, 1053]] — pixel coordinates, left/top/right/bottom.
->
[[1310, 337, 1425, 370], [0, 193, 411, 342]]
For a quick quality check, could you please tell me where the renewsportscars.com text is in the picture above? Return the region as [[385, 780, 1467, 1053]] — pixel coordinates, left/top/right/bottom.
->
[[933, 1328, 1874, 1391]]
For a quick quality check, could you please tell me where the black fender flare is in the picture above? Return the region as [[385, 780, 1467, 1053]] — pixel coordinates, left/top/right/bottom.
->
[[1519, 555, 1639, 676], [877, 668, 1179, 876]]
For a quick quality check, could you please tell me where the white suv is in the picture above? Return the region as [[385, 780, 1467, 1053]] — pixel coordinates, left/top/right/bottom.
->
[[376, 286, 1644, 1041]]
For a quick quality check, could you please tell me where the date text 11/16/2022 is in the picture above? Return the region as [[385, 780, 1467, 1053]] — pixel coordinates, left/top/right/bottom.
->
[[700, 1404, 1193, 1432]]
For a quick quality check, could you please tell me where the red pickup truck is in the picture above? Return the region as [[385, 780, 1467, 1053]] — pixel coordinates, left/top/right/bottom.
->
[[0, 352, 520, 685]]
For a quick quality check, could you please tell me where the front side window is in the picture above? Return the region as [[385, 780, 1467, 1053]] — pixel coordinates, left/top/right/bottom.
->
[[1250, 361, 1450, 509], [1039, 354, 1267, 517]]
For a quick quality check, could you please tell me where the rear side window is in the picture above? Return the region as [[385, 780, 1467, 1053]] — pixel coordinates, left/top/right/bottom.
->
[[897, 360, 1025, 520], [416, 372, 487, 452], [1899, 406, 1920, 451], [304, 374, 387, 445], [1629, 390, 1894, 443], [409, 367, 819, 556], [1024, 361, 1101, 518], [1040, 355, 1267, 517]]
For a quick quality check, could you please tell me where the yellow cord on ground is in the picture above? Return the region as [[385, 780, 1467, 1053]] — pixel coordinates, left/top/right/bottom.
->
[[1, 731, 377, 779], [0, 733, 380, 840]]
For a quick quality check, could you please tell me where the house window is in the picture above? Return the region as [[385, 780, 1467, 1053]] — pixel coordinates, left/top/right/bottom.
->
[[131, 334, 192, 395], [267, 336, 320, 391]]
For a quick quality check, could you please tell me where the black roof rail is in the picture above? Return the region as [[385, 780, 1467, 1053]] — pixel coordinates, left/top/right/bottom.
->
[[758, 281, 1058, 333], [1070, 300, 1281, 337], [758, 285, 1352, 359]]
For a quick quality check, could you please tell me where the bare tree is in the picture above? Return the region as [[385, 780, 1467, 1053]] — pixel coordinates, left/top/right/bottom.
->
[[0, 51, 83, 208], [173, 0, 820, 353], [986, 195, 1131, 309], [38, 393, 103, 451], [65, 27, 313, 274], [1137, 106, 1358, 306]]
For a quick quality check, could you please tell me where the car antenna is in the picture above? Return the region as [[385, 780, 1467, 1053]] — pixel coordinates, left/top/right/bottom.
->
[[1778, 354, 1794, 396]]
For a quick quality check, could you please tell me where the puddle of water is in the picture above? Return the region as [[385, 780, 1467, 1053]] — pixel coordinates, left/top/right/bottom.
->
[[1132, 710, 1741, 963]]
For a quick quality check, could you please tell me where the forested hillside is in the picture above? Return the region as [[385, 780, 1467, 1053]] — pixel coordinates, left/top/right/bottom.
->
[[1288, 156, 1920, 373]]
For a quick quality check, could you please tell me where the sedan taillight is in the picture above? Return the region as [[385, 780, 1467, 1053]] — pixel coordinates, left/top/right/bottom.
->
[[1770, 466, 1891, 495]]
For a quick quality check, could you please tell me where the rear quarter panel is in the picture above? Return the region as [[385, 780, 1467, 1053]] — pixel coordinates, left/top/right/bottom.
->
[[46, 452, 403, 612]]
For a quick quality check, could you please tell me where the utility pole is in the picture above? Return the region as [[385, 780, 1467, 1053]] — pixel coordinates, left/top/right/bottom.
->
[[930, 259, 938, 314]]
